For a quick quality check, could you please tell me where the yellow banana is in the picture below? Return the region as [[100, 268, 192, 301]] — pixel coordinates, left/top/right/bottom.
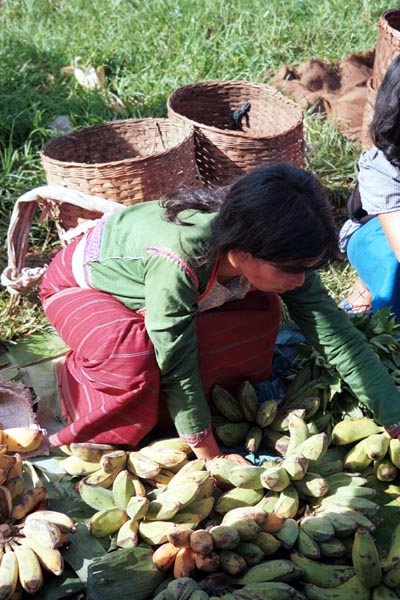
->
[[389, 438, 400, 469], [12, 542, 43, 595], [59, 455, 101, 476], [332, 418, 384, 445], [0, 428, 44, 453], [115, 518, 139, 548], [190, 529, 214, 556], [286, 414, 310, 455], [69, 442, 116, 463], [22, 518, 62, 549], [112, 469, 136, 511], [16, 536, 64, 575], [0, 545, 19, 600], [146, 437, 192, 455], [24, 509, 76, 534], [364, 432, 390, 461], [351, 527, 382, 588], [99, 450, 127, 474], [127, 451, 161, 479], [0, 454, 16, 471], [374, 458, 398, 482]]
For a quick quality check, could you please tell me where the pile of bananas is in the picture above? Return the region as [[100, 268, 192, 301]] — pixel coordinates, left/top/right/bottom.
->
[[60, 414, 400, 600], [0, 427, 77, 599]]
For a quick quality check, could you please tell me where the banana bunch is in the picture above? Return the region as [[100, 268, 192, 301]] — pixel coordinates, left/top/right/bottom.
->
[[0, 509, 75, 599], [211, 382, 278, 454], [331, 417, 400, 481]]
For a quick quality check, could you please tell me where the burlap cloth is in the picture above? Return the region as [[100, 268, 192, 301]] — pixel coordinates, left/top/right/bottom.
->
[[270, 49, 375, 141]]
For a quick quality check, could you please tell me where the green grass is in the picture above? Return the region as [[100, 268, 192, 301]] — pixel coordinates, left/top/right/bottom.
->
[[0, 0, 395, 340]]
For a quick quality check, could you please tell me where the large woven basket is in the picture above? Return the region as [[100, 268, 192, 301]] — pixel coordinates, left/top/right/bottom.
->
[[167, 80, 304, 187], [360, 76, 376, 151], [372, 9, 400, 90], [40, 118, 200, 230]]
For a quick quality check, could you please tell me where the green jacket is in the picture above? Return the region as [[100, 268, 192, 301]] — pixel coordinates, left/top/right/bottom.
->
[[84, 200, 400, 437]]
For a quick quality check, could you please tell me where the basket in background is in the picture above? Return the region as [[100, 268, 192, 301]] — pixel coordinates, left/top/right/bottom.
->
[[39, 118, 200, 230], [372, 8, 400, 90], [167, 80, 304, 187]]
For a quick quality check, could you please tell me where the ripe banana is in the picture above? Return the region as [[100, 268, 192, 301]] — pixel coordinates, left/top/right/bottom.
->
[[99, 449, 128, 474], [332, 418, 384, 445], [0, 485, 13, 520], [152, 541, 180, 571], [12, 542, 43, 594], [59, 454, 102, 476], [0, 545, 19, 600], [351, 527, 382, 588], [11, 486, 47, 521], [16, 536, 64, 575], [127, 451, 161, 479], [22, 518, 62, 548], [69, 442, 116, 462], [24, 509, 76, 534], [0, 427, 44, 453]]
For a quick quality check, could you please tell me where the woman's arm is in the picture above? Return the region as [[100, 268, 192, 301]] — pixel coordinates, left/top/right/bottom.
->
[[379, 210, 400, 261]]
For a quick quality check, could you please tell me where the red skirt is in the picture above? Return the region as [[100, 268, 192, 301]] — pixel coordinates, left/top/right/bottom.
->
[[40, 238, 281, 446]]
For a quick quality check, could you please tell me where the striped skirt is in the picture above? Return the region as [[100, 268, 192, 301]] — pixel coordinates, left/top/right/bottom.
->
[[39, 238, 281, 447]]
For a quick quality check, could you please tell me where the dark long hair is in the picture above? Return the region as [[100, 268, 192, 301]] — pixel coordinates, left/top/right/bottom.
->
[[161, 163, 338, 267], [370, 54, 400, 169]]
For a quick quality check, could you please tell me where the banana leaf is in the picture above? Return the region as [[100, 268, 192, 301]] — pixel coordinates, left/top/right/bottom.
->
[[87, 545, 165, 600], [36, 570, 85, 600], [63, 523, 108, 582], [366, 475, 400, 558]]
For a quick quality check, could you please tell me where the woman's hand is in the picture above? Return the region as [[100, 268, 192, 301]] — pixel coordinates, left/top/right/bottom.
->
[[215, 452, 251, 465]]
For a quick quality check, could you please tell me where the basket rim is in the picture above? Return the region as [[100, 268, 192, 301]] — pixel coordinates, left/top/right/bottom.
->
[[40, 117, 195, 168], [379, 8, 400, 37], [167, 79, 303, 140]]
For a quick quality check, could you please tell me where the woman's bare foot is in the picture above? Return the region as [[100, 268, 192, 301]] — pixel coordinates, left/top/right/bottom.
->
[[340, 277, 372, 314]]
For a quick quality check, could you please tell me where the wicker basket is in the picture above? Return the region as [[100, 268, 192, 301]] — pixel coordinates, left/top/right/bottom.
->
[[360, 77, 376, 151], [167, 80, 304, 187], [372, 9, 400, 90], [40, 118, 200, 224]]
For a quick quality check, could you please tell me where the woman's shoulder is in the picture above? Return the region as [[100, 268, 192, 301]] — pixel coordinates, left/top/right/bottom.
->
[[360, 146, 400, 179]]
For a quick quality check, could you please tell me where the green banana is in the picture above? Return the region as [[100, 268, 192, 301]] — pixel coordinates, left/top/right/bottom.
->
[[245, 426, 263, 454], [112, 469, 136, 511], [206, 457, 239, 486], [221, 507, 265, 541], [374, 458, 398, 482], [323, 485, 377, 500], [219, 550, 247, 576], [286, 414, 310, 455], [287, 433, 328, 462], [320, 511, 358, 538], [389, 438, 400, 469], [296, 527, 321, 559], [87, 507, 128, 537], [164, 577, 199, 600], [147, 437, 192, 455], [145, 499, 180, 520], [126, 495, 150, 520], [303, 576, 370, 600], [255, 400, 278, 428], [211, 385, 245, 422], [139, 520, 176, 546], [253, 531, 281, 555], [273, 484, 299, 519], [321, 509, 376, 532], [364, 432, 391, 461], [319, 537, 346, 558], [209, 525, 241, 550], [332, 418, 384, 445], [312, 459, 344, 478], [256, 492, 279, 513], [381, 522, 400, 571], [230, 464, 265, 489], [316, 495, 380, 517], [216, 422, 250, 447], [167, 458, 206, 483], [215, 487, 264, 514], [343, 438, 374, 472], [240, 582, 298, 599], [260, 465, 291, 492], [352, 527, 382, 588], [325, 472, 368, 492], [237, 381, 259, 422], [281, 453, 309, 481], [274, 518, 299, 550], [155, 481, 202, 508], [100, 449, 127, 474], [140, 447, 189, 471], [236, 559, 298, 584], [290, 550, 355, 587], [371, 584, 400, 599], [382, 562, 400, 588], [269, 408, 306, 432], [184, 496, 215, 520], [79, 477, 116, 510], [235, 542, 265, 566], [262, 430, 290, 456], [300, 515, 335, 542], [293, 472, 328, 498]]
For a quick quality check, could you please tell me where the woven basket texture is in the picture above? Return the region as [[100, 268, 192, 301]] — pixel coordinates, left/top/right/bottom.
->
[[39, 118, 200, 230], [167, 80, 304, 187], [361, 76, 376, 151], [373, 9, 400, 89]]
